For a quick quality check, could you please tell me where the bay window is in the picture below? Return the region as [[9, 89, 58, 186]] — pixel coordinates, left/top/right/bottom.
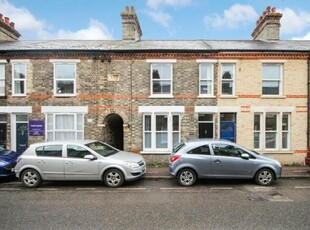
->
[[143, 113, 180, 152], [254, 112, 290, 151], [46, 113, 84, 141]]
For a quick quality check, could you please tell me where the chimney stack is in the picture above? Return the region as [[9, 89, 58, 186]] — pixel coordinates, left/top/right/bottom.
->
[[251, 6, 282, 41], [120, 6, 142, 41], [0, 13, 21, 41]]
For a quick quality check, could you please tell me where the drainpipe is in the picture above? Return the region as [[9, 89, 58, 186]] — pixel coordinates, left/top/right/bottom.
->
[[129, 59, 134, 151], [307, 57, 310, 149]]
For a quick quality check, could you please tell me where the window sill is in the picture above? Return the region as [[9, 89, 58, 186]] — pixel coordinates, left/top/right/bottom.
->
[[219, 96, 238, 99], [261, 95, 286, 99], [54, 94, 77, 98], [149, 95, 174, 99], [11, 95, 26, 97], [198, 95, 216, 98]]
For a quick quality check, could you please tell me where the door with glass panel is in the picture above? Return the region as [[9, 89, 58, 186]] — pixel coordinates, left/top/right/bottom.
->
[[16, 115, 28, 154], [198, 114, 214, 139]]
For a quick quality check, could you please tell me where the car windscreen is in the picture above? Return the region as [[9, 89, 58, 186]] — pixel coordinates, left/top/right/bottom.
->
[[86, 141, 118, 157]]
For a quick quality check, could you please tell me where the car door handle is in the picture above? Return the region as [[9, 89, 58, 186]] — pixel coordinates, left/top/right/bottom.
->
[[214, 159, 221, 164]]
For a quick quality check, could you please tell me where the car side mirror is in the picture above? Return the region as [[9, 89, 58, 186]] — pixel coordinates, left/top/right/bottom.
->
[[241, 153, 250, 160], [84, 155, 97, 160]]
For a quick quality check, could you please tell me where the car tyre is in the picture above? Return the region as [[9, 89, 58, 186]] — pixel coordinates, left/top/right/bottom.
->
[[255, 168, 274, 186], [21, 169, 42, 188], [103, 168, 124, 188], [177, 168, 197, 186]]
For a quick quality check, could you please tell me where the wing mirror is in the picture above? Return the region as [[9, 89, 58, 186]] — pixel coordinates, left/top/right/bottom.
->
[[241, 153, 250, 160], [84, 155, 97, 160]]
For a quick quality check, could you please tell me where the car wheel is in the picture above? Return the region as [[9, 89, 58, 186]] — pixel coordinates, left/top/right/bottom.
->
[[103, 169, 124, 188], [255, 168, 274, 186], [177, 168, 197, 186], [21, 169, 42, 188]]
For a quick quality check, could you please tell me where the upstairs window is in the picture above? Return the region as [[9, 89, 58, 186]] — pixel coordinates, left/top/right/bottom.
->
[[0, 64, 4, 96], [262, 64, 282, 95], [54, 63, 76, 96], [221, 63, 235, 96], [199, 63, 214, 96], [151, 63, 173, 96], [12, 63, 26, 96]]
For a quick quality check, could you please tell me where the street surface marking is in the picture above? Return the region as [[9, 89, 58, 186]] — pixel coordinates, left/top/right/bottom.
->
[[160, 187, 187, 190], [210, 187, 233, 190], [116, 188, 146, 191], [37, 188, 58, 191], [295, 186, 310, 189], [76, 188, 97, 191], [0, 188, 21, 191]]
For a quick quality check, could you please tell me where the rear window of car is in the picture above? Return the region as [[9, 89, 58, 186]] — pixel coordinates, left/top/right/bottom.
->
[[36, 145, 62, 157], [173, 142, 186, 153]]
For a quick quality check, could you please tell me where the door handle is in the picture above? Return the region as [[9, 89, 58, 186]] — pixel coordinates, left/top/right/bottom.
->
[[214, 159, 221, 164]]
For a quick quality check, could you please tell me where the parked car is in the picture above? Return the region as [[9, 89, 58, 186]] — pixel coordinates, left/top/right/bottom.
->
[[305, 147, 310, 166], [169, 139, 282, 186], [14, 140, 146, 188], [0, 147, 21, 178]]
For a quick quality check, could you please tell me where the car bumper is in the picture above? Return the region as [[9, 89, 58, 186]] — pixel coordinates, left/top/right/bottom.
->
[[126, 165, 146, 182]]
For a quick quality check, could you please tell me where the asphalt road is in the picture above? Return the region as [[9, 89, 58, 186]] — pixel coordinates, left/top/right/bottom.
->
[[0, 178, 309, 230]]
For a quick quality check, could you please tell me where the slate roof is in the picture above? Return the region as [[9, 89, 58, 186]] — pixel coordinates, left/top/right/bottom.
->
[[0, 40, 310, 52]]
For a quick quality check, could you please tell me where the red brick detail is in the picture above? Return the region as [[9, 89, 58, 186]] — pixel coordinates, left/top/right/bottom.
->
[[28, 94, 52, 99], [287, 95, 307, 98], [294, 150, 307, 154]]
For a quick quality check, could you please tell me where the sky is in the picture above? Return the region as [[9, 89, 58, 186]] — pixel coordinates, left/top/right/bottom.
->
[[1, 0, 310, 41]]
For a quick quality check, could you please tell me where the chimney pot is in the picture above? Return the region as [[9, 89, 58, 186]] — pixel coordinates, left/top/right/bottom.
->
[[0, 14, 3, 20], [130, 6, 135, 12], [4, 17, 10, 24], [272, 7, 276, 13], [125, 6, 129, 11], [266, 6, 271, 13], [10, 22, 15, 29]]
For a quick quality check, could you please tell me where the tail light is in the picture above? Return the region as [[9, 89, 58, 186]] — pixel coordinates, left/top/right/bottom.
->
[[171, 155, 181, 163]]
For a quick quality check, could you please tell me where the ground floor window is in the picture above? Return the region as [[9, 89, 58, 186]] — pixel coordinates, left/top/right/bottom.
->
[[143, 113, 180, 152], [46, 113, 84, 141], [254, 113, 290, 151]]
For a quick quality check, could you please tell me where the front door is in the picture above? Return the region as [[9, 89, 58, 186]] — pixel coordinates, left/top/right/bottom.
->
[[16, 123, 28, 154], [0, 123, 6, 148], [220, 113, 236, 142]]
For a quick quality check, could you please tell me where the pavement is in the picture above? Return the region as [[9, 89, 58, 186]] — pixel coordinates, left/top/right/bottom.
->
[[144, 166, 310, 179]]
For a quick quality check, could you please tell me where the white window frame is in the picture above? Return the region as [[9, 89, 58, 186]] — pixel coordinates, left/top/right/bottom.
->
[[262, 63, 283, 96], [46, 113, 84, 141], [221, 63, 235, 96], [143, 112, 181, 153], [12, 62, 27, 96], [254, 112, 290, 151], [50, 59, 80, 97], [199, 63, 214, 97], [198, 113, 215, 138], [0, 63, 5, 96], [147, 59, 176, 98]]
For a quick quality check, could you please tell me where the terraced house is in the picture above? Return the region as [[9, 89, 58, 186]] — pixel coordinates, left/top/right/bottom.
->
[[0, 6, 309, 164]]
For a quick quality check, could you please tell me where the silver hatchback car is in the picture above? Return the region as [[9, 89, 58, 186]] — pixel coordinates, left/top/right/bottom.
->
[[15, 140, 146, 188], [169, 139, 282, 186]]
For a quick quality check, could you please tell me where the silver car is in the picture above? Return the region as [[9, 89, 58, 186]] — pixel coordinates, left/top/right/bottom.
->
[[15, 140, 146, 188], [169, 139, 282, 186]]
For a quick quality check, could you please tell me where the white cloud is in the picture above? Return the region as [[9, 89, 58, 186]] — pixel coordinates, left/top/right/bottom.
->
[[279, 8, 310, 35], [0, 0, 45, 32], [146, 10, 172, 28], [147, 0, 192, 9], [0, 0, 114, 40], [292, 31, 310, 40], [204, 4, 258, 30], [51, 19, 113, 40]]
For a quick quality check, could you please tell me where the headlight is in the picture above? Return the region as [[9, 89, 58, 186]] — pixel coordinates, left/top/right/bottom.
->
[[0, 160, 7, 166], [124, 161, 140, 168]]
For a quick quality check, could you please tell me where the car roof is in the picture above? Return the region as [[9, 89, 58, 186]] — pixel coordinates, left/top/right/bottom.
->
[[29, 139, 98, 147], [184, 139, 233, 145]]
